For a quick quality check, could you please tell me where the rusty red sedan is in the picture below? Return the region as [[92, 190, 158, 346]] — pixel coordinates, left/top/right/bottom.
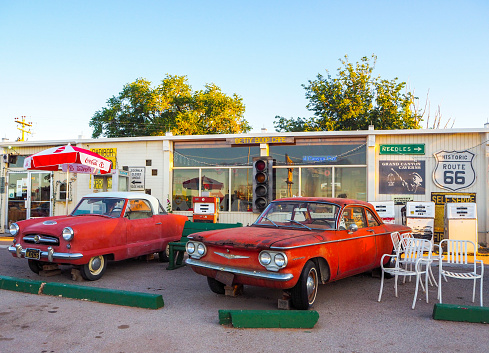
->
[[8, 192, 187, 280], [186, 197, 410, 309]]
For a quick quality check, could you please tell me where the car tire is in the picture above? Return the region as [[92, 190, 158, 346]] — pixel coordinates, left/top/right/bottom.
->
[[28, 259, 46, 274], [80, 255, 107, 281], [207, 276, 225, 294], [158, 244, 170, 263], [291, 260, 318, 310]]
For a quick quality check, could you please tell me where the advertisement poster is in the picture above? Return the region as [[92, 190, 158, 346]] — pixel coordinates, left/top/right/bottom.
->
[[379, 160, 425, 194], [431, 192, 476, 242]]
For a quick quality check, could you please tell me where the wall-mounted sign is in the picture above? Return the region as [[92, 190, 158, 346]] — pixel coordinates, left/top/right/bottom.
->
[[302, 155, 337, 163], [91, 148, 117, 169], [379, 160, 425, 194], [433, 150, 475, 191], [129, 167, 145, 191], [431, 192, 476, 242], [227, 136, 294, 145], [379, 144, 425, 155]]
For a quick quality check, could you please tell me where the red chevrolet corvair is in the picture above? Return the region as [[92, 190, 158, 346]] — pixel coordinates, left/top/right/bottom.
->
[[186, 197, 411, 309], [8, 192, 187, 280]]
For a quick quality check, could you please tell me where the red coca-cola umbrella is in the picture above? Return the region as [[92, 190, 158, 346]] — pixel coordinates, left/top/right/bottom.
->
[[183, 175, 223, 190], [24, 144, 112, 214]]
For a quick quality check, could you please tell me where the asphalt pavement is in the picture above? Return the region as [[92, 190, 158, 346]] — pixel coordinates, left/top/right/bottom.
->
[[1, 234, 489, 353]]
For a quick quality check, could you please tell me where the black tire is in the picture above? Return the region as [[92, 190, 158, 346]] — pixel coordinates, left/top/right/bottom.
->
[[28, 259, 45, 274], [291, 260, 319, 310], [158, 244, 170, 263], [207, 276, 225, 294], [80, 255, 107, 281]]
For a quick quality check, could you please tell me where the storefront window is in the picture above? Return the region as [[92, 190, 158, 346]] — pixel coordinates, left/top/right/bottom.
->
[[201, 168, 229, 211], [335, 167, 366, 200], [270, 139, 366, 166], [174, 145, 259, 167], [172, 169, 199, 211], [275, 168, 299, 199], [301, 167, 333, 197], [230, 168, 253, 212]]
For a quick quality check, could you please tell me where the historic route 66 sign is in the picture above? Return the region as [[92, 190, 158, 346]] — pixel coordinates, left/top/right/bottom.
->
[[433, 150, 475, 191]]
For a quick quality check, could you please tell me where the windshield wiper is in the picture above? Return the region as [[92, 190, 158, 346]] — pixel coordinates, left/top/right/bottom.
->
[[262, 215, 279, 227], [287, 219, 312, 230]]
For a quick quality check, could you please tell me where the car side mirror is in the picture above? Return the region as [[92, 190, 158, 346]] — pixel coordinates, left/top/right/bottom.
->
[[348, 223, 358, 233]]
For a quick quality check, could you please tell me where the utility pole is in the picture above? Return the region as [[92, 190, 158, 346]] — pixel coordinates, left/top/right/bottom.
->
[[15, 116, 32, 141]]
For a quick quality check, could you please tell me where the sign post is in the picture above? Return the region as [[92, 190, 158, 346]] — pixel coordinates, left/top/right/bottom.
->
[[379, 144, 425, 155], [129, 167, 145, 191]]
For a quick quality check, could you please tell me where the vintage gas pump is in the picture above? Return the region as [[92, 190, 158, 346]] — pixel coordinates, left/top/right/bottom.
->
[[192, 196, 219, 223], [369, 201, 395, 224], [404, 201, 435, 241], [444, 202, 478, 245]]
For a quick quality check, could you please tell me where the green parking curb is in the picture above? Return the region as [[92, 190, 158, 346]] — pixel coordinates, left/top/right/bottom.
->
[[219, 310, 319, 328], [0, 276, 44, 294], [42, 282, 164, 309], [433, 303, 489, 323]]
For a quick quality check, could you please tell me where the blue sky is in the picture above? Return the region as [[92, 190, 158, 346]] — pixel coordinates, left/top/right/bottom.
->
[[1, 0, 488, 141]]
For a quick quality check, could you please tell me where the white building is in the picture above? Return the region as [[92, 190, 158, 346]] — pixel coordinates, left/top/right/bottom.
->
[[1, 125, 488, 244]]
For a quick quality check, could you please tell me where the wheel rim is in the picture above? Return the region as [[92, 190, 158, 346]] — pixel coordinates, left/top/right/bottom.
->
[[88, 256, 104, 275], [306, 267, 318, 304]]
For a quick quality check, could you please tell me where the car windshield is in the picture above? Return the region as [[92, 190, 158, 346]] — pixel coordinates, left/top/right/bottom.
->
[[254, 201, 340, 230], [71, 198, 126, 218]]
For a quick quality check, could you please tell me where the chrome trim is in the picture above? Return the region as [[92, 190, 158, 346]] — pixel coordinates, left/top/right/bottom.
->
[[270, 231, 392, 250], [23, 234, 59, 245], [214, 251, 250, 259], [186, 258, 294, 282], [8, 245, 83, 261], [43, 220, 57, 225]]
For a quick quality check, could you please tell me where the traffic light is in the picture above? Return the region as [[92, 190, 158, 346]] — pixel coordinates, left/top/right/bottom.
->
[[252, 156, 274, 213]]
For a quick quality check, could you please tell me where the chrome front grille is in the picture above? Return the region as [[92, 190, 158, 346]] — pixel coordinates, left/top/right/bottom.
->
[[23, 234, 60, 246]]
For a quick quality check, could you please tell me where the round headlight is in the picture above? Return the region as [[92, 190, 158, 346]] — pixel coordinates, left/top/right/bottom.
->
[[62, 227, 74, 241], [274, 253, 286, 267], [9, 223, 19, 236], [186, 242, 195, 254], [197, 243, 206, 256], [260, 252, 271, 265]]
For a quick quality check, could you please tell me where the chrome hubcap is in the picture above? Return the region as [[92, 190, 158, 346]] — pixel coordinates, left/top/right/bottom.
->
[[306, 269, 318, 304]]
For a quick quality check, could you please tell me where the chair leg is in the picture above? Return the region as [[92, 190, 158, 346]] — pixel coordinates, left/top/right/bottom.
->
[[394, 274, 398, 297], [472, 278, 476, 303], [480, 277, 484, 307], [437, 270, 442, 303], [378, 269, 385, 302], [425, 270, 429, 304], [412, 273, 420, 309]]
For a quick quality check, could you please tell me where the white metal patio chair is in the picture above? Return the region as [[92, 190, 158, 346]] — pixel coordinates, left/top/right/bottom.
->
[[401, 232, 444, 287], [378, 237, 433, 309], [437, 239, 484, 306]]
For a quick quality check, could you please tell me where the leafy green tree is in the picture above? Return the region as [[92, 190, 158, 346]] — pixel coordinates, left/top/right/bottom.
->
[[274, 55, 423, 132], [90, 75, 250, 138]]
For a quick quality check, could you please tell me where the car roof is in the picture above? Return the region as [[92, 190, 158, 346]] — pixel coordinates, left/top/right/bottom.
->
[[80, 192, 162, 213], [272, 197, 373, 208]]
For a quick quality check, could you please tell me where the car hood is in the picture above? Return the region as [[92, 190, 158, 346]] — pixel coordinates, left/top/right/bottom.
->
[[188, 225, 329, 250], [17, 215, 118, 236]]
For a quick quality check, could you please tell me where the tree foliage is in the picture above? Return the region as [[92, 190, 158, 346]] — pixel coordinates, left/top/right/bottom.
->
[[90, 75, 251, 138], [274, 55, 423, 132]]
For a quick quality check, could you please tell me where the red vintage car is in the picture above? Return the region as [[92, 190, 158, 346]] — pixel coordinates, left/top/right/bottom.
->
[[186, 197, 411, 309], [8, 192, 187, 280]]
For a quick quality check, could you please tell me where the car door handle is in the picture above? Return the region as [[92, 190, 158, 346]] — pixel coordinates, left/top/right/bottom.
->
[[156, 222, 162, 225], [366, 229, 375, 233]]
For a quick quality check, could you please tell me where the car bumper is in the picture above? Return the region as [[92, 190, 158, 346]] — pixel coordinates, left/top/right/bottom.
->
[[186, 258, 294, 282], [8, 244, 83, 262]]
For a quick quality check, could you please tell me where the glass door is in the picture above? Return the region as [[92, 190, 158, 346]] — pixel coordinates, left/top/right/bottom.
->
[[6, 171, 53, 226], [28, 172, 52, 218], [7, 172, 28, 227]]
